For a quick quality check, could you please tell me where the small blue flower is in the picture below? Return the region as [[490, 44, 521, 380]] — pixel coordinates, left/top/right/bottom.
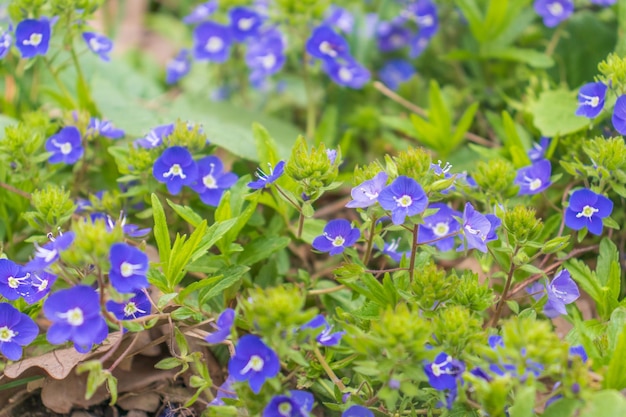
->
[[245, 28, 286, 84], [569, 345, 588, 362], [409, 0, 439, 38], [418, 203, 461, 252], [301, 315, 345, 346], [248, 160, 285, 189], [424, 352, 465, 390], [88, 117, 125, 139], [45, 127, 84, 164], [345, 171, 388, 208], [326, 149, 338, 164], [43, 285, 108, 351], [342, 405, 374, 417], [83, 32, 113, 61], [190, 156, 238, 206], [312, 219, 360, 256], [612, 95, 626, 135], [306, 25, 350, 62], [590, 0, 616, 5], [0, 27, 12, 59], [381, 238, 409, 262], [152, 146, 199, 195], [533, 0, 574, 28], [264, 390, 314, 417], [564, 188, 613, 235], [379, 59, 415, 91], [109, 243, 149, 293], [376, 21, 411, 52], [0, 302, 38, 360], [514, 159, 552, 195], [209, 376, 237, 405], [323, 57, 371, 89], [183, 1, 217, 24], [20, 269, 57, 304], [106, 289, 151, 321], [228, 335, 280, 394], [408, 31, 431, 58], [378, 176, 428, 225], [460, 203, 491, 253], [166, 49, 192, 85], [528, 137, 550, 162], [229, 7, 264, 42], [575, 82, 607, 119], [528, 269, 580, 318], [0, 259, 31, 301], [193, 21, 233, 62], [324, 6, 354, 33], [15, 18, 51, 58], [205, 308, 235, 344], [27, 232, 75, 271]]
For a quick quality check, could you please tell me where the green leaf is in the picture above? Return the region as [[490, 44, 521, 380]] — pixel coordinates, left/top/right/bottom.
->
[[597, 238, 621, 298], [566, 259, 602, 308], [238, 236, 291, 266], [427, 80, 452, 136], [501, 111, 530, 167], [167, 199, 203, 227], [197, 218, 239, 258], [509, 385, 536, 417], [528, 89, 589, 137], [167, 221, 208, 288], [482, 47, 554, 68], [449, 102, 479, 150], [151, 194, 170, 267], [252, 123, 280, 167], [608, 308, 626, 353], [199, 266, 249, 304], [542, 398, 580, 417], [578, 390, 626, 417]]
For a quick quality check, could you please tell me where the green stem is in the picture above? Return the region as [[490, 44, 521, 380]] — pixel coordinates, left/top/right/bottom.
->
[[409, 224, 419, 282], [491, 246, 520, 326], [43, 57, 77, 109], [362, 216, 378, 265]]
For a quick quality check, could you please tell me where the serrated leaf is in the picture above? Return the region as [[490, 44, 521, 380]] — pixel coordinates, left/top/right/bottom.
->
[[151, 194, 171, 268], [167, 200, 203, 227]]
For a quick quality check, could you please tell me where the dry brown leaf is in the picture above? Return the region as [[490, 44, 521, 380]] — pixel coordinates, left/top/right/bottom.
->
[[117, 392, 161, 412]]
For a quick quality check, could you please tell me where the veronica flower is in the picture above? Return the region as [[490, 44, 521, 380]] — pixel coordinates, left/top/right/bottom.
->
[[108, 243, 149, 293], [88, 117, 125, 139], [376, 21, 411, 52], [343, 405, 374, 417], [97, 212, 150, 238], [83, 32, 113, 61], [264, 390, 314, 417], [326, 149, 338, 164], [323, 57, 371, 89], [301, 315, 345, 346], [346, 171, 388, 208], [190, 155, 238, 206], [15, 18, 51, 58], [106, 289, 151, 322], [312, 219, 360, 256], [183, 1, 217, 24], [306, 25, 350, 62], [205, 308, 235, 344], [0, 303, 38, 360], [612, 95, 626, 135], [228, 335, 280, 394], [409, 0, 439, 38], [575, 82, 607, 119], [528, 137, 550, 162], [45, 127, 84, 164], [209, 376, 237, 405], [135, 124, 174, 149], [229, 7, 263, 42], [569, 345, 588, 362], [152, 146, 199, 195], [0, 259, 31, 301], [43, 285, 108, 351], [424, 352, 465, 390], [379, 59, 415, 91], [533, 0, 574, 27], [514, 159, 552, 195], [528, 269, 580, 318], [324, 5, 354, 33], [381, 238, 409, 262], [245, 29, 286, 84], [408, 31, 430, 58], [166, 49, 192, 85], [460, 203, 491, 253], [193, 21, 233, 62], [27, 232, 75, 271], [418, 203, 461, 251], [248, 160, 285, 189], [21, 270, 56, 304], [0, 27, 11, 59], [564, 188, 613, 235], [378, 176, 428, 225]]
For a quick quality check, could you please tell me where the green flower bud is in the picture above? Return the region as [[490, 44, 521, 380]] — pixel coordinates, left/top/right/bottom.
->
[[393, 147, 432, 180], [584, 136, 626, 172], [63, 217, 124, 266], [450, 270, 494, 312], [473, 159, 517, 197], [432, 305, 482, 354], [166, 120, 208, 153], [285, 136, 339, 200], [503, 206, 542, 244], [23, 185, 76, 230], [242, 286, 309, 333], [274, 0, 330, 21], [598, 53, 626, 87], [352, 161, 385, 186], [370, 303, 431, 357], [411, 261, 457, 310], [126, 147, 155, 175]]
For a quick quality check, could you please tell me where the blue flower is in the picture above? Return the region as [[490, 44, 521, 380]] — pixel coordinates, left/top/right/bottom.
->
[[228, 335, 280, 394], [106, 289, 151, 321], [0, 259, 31, 301], [193, 21, 233, 62], [533, 0, 574, 27], [612, 95, 626, 135], [152, 146, 199, 195], [409, 31, 431, 58], [381, 238, 409, 262], [27, 232, 75, 271], [209, 376, 237, 405], [514, 159, 552, 195], [379, 59, 415, 91], [346, 171, 388, 208], [409, 0, 439, 38], [306, 25, 350, 62], [342, 405, 374, 417], [205, 308, 235, 344], [109, 243, 149, 293], [135, 124, 174, 149], [245, 28, 286, 85], [376, 21, 411, 52], [43, 285, 108, 351], [15, 18, 51, 58], [183, 1, 217, 24], [83, 32, 113, 61], [378, 176, 428, 225], [0, 27, 12, 59], [569, 345, 588, 362], [528, 269, 580, 318], [88, 117, 125, 139], [312, 219, 360, 256], [20, 269, 56, 304], [564, 188, 613, 235], [460, 203, 491, 253], [418, 203, 461, 252], [575, 82, 607, 119], [0, 303, 38, 360], [264, 390, 314, 417], [323, 57, 370, 89], [248, 160, 285, 189], [229, 7, 264, 42], [45, 127, 84, 164], [301, 315, 345, 346], [424, 352, 465, 390], [166, 49, 192, 85], [590, 0, 616, 5], [528, 137, 550, 162], [190, 155, 238, 206], [324, 5, 354, 33]]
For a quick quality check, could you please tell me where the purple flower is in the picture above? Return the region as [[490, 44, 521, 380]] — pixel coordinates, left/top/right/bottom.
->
[[27, 232, 75, 271], [564, 188, 613, 235], [245, 28, 286, 84], [0, 303, 38, 360], [324, 6, 354, 33], [45, 127, 83, 164], [569, 345, 588, 362], [135, 124, 174, 149], [312, 219, 360, 256], [460, 203, 491, 253], [183, 1, 217, 24], [209, 376, 237, 405], [306, 25, 350, 62], [590, 0, 616, 5], [228, 335, 280, 394], [379, 59, 415, 91], [424, 352, 465, 390], [205, 308, 235, 344], [575, 82, 607, 119], [0, 259, 31, 301], [381, 238, 409, 262], [533, 0, 574, 28], [302, 315, 345, 346], [409, 31, 431, 58], [21, 270, 57, 304], [378, 176, 428, 225], [15, 18, 51, 58], [248, 160, 285, 189], [166, 49, 192, 85], [612, 95, 626, 135], [193, 21, 233, 62], [342, 405, 374, 417], [106, 289, 151, 321], [376, 21, 411, 52], [323, 57, 370, 88], [109, 243, 149, 293], [528, 137, 550, 162], [418, 203, 461, 252], [529, 269, 580, 318], [82, 32, 113, 61], [0, 27, 12, 59], [326, 149, 338, 164], [410, 0, 439, 38], [229, 7, 263, 42], [190, 156, 238, 206], [152, 146, 199, 195], [88, 117, 125, 139], [346, 171, 388, 208], [264, 390, 314, 417], [43, 285, 108, 351], [514, 159, 552, 195]]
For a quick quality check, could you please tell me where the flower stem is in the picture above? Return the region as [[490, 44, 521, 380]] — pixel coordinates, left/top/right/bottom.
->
[[314, 346, 346, 391], [491, 246, 520, 326], [0, 181, 31, 200], [43, 57, 77, 109], [362, 216, 378, 265], [309, 285, 346, 295], [409, 223, 420, 282]]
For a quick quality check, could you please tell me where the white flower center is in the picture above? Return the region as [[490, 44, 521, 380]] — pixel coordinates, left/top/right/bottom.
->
[[59, 307, 84, 326], [278, 402, 292, 416], [465, 224, 486, 241], [60, 142, 72, 155], [547, 2, 564, 16], [35, 245, 58, 262], [120, 261, 142, 278], [319, 41, 336, 57], [418, 14, 434, 27], [576, 205, 599, 219], [7, 272, 30, 289], [0, 326, 16, 342], [163, 164, 187, 179], [433, 222, 450, 237], [338, 67, 353, 82], [24, 32, 42, 46], [240, 354, 264, 374], [89, 37, 106, 51], [238, 17, 255, 31], [332, 236, 345, 247], [205, 36, 224, 53], [261, 54, 276, 69], [580, 93, 600, 108], [529, 178, 542, 191], [394, 194, 413, 208], [203, 174, 217, 189]]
